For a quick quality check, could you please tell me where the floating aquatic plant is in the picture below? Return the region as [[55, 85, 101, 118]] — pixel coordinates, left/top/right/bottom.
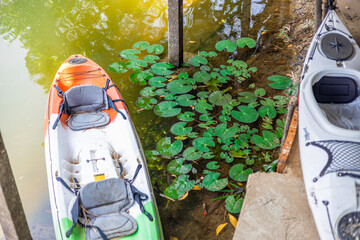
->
[[110, 37, 293, 214]]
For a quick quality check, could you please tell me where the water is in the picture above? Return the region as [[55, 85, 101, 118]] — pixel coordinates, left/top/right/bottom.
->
[[0, 0, 290, 238]]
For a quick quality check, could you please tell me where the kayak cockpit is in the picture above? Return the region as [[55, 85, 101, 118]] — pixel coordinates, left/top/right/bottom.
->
[[313, 75, 360, 130]]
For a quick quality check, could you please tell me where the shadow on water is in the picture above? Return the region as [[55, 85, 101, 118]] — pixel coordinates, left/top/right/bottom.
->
[[0, 0, 290, 238]]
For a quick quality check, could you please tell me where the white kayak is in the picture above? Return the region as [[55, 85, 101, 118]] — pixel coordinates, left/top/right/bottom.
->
[[44, 55, 163, 239], [299, 7, 360, 240]]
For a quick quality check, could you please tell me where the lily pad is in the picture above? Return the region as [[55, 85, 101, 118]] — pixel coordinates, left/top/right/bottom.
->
[[215, 40, 237, 52], [136, 97, 157, 110], [215, 123, 238, 139], [176, 94, 196, 106], [143, 55, 160, 63], [183, 147, 203, 161], [154, 101, 181, 117], [206, 161, 220, 170], [199, 113, 213, 122], [203, 172, 228, 191], [194, 102, 213, 114], [145, 150, 159, 161], [238, 92, 257, 103], [236, 37, 256, 48], [120, 49, 140, 59], [147, 44, 164, 54], [255, 88, 266, 97], [208, 91, 232, 106], [156, 137, 183, 158], [203, 152, 215, 159], [149, 76, 167, 88], [132, 41, 150, 50], [232, 60, 247, 69], [140, 87, 156, 98], [229, 164, 253, 182], [170, 122, 192, 136], [167, 80, 192, 94], [231, 106, 259, 123], [258, 105, 277, 118], [197, 91, 210, 99], [151, 62, 174, 75], [127, 59, 147, 68], [189, 56, 208, 67], [193, 137, 215, 152], [168, 158, 192, 175], [193, 71, 211, 83], [252, 130, 280, 149], [225, 196, 244, 213], [164, 175, 195, 199], [177, 112, 195, 122], [109, 62, 128, 73], [268, 75, 293, 90], [155, 88, 169, 96]]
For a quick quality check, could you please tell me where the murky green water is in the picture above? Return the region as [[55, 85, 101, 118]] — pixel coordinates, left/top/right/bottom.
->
[[0, 0, 290, 238]]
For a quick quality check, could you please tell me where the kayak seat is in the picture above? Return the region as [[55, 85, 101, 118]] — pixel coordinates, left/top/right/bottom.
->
[[313, 76, 358, 103], [68, 178, 137, 240], [63, 85, 110, 131]]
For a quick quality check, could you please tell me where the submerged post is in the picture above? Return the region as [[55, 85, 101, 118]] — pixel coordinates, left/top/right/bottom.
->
[[0, 131, 32, 239], [168, 0, 184, 67], [315, 0, 323, 30]]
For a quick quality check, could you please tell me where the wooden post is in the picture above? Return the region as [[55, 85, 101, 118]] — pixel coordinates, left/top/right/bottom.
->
[[168, 0, 183, 67], [315, 0, 323, 30], [0, 131, 32, 240]]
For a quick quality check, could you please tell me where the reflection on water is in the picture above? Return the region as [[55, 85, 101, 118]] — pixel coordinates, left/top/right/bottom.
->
[[0, 0, 290, 237]]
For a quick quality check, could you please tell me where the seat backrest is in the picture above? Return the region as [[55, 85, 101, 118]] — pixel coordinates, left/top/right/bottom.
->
[[64, 85, 108, 114], [313, 76, 358, 103]]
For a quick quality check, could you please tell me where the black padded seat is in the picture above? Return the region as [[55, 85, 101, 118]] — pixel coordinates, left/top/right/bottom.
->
[[313, 76, 358, 103]]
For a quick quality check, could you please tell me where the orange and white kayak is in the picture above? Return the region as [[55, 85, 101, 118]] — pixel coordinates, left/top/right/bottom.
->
[[44, 55, 163, 240]]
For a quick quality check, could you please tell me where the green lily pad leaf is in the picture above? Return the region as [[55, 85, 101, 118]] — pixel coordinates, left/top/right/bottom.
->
[[183, 147, 203, 161], [147, 44, 164, 54], [155, 88, 169, 96], [127, 59, 147, 68], [206, 161, 220, 170], [220, 69, 232, 76], [176, 94, 196, 106], [164, 93, 177, 100], [230, 150, 246, 158], [231, 106, 259, 123], [168, 158, 192, 175], [164, 175, 195, 199], [215, 40, 237, 52], [194, 102, 213, 114], [202, 152, 215, 159], [197, 91, 210, 99], [154, 101, 181, 117], [233, 60, 247, 69], [178, 112, 195, 122], [149, 77, 167, 88], [255, 88, 266, 97], [225, 196, 244, 213], [208, 51, 217, 57], [132, 41, 150, 51], [145, 150, 159, 161], [170, 122, 192, 136], [193, 137, 215, 152], [200, 66, 211, 72], [189, 56, 208, 67], [252, 130, 280, 149], [151, 62, 175, 75], [268, 75, 293, 90], [258, 105, 277, 118], [120, 49, 140, 59], [129, 70, 153, 84], [167, 80, 192, 94], [215, 123, 238, 139], [229, 163, 253, 182], [193, 71, 211, 83], [136, 97, 157, 110], [199, 113, 213, 122], [140, 87, 156, 98], [143, 55, 160, 63], [156, 137, 183, 158], [199, 51, 208, 57], [203, 172, 228, 191], [236, 37, 256, 48], [208, 91, 232, 106], [109, 62, 128, 73], [238, 92, 257, 103], [178, 72, 189, 80], [187, 132, 199, 138], [219, 115, 231, 122]]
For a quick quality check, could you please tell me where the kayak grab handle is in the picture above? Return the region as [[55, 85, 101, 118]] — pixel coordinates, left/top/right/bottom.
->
[[86, 157, 105, 163], [337, 172, 360, 179]]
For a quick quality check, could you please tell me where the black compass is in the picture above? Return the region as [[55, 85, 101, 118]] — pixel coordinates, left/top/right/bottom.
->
[[320, 33, 353, 61]]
